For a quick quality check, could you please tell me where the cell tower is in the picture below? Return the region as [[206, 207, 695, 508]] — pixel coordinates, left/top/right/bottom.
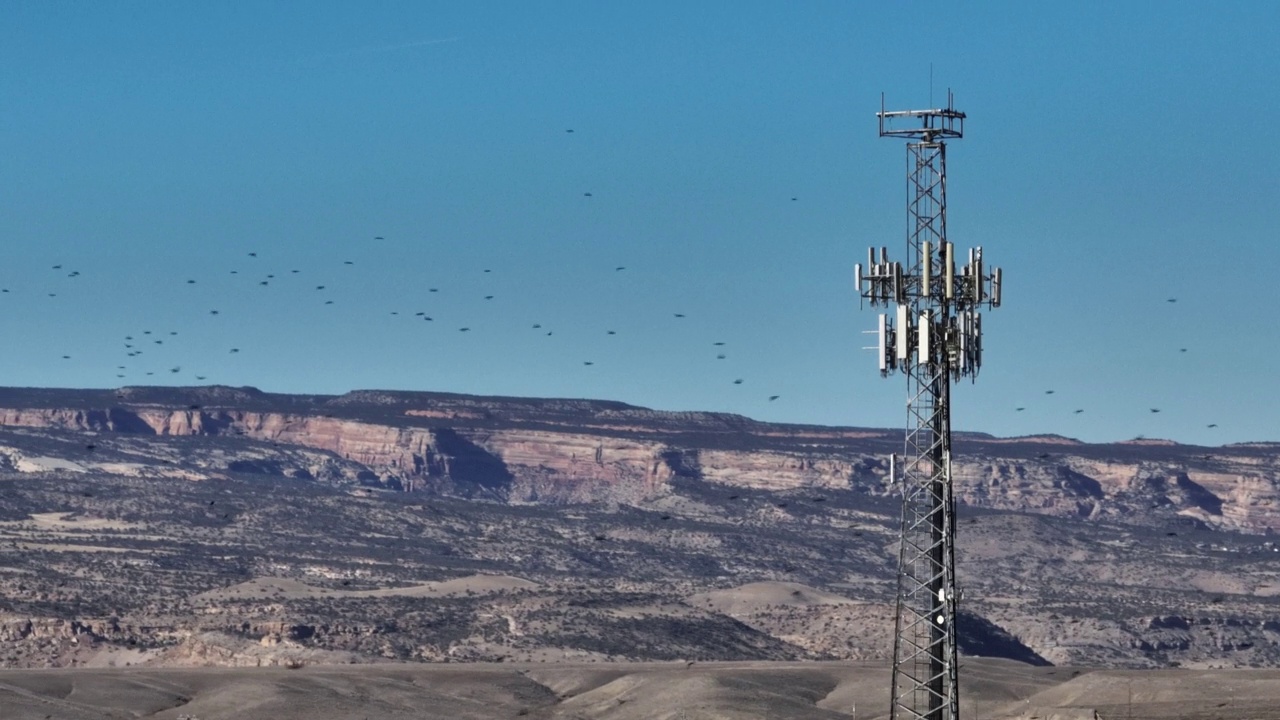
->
[[855, 92, 1002, 720]]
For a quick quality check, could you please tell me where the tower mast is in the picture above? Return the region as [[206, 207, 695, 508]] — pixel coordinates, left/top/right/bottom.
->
[[857, 92, 1002, 720]]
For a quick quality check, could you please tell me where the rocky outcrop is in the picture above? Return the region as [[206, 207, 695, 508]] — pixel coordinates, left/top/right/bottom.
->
[[0, 389, 1277, 532]]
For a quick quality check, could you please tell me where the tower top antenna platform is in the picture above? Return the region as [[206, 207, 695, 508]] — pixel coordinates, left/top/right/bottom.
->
[[877, 91, 965, 141]]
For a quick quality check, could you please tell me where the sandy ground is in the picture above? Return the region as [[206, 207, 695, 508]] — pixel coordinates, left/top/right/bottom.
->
[[0, 659, 1272, 720]]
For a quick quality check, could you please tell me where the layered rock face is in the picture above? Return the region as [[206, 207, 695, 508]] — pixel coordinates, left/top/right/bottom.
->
[[0, 387, 1277, 533]]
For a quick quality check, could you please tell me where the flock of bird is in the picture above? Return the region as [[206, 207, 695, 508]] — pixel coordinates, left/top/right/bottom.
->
[[1012, 297, 1219, 432], [8, 129, 1216, 435], [21, 252, 784, 401], [10, 128, 791, 404]]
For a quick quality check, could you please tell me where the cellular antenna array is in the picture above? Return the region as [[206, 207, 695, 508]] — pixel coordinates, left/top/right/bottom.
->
[[856, 92, 1002, 720]]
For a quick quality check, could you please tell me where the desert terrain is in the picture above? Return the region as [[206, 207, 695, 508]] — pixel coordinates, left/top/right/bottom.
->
[[0, 386, 1277, 717], [1, 659, 1277, 719]]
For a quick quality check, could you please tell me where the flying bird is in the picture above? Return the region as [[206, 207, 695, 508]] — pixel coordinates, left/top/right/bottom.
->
[[768, 395, 780, 401], [1166, 298, 1177, 303], [1015, 407, 1026, 412], [1045, 390, 1055, 395], [615, 266, 626, 271], [674, 313, 685, 318], [1074, 409, 1084, 414], [733, 379, 743, 385], [1150, 408, 1161, 413], [459, 327, 470, 332], [583, 192, 592, 197], [374, 236, 384, 240], [1207, 423, 1218, 428], [716, 354, 726, 360], [583, 361, 594, 366], [484, 295, 494, 300]]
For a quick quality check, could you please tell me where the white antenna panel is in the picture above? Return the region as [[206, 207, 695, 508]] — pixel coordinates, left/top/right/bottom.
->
[[896, 304, 910, 362], [917, 311, 931, 365], [944, 242, 954, 299], [878, 313, 888, 372]]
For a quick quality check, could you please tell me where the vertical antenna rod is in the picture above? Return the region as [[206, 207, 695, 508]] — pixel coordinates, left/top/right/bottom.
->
[[857, 91, 1002, 720]]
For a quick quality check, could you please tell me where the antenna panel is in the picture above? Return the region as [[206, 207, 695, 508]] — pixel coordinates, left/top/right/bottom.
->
[[896, 304, 910, 362], [917, 311, 931, 365]]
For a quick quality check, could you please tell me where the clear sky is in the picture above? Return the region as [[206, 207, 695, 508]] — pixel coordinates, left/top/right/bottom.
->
[[2, 1, 1277, 446]]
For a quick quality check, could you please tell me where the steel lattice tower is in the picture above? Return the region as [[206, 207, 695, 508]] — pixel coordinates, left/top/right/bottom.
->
[[856, 92, 1002, 720]]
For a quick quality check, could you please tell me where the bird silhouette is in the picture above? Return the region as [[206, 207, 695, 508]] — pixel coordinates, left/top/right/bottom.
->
[[583, 192, 592, 197], [583, 361, 594, 366], [768, 395, 780, 401], [1074, 409, 1084, 414], [1207, 423, 1218, 428], [716, 354, 726, 360], [674, 313, 685, 318], [1150, 408, 1161, 413], [1015, 407, 1026, 412], [459, 327, 470, 332], [1045, 390, 1055, 395], [615, 266, 626, 271], [733, 379, 743, 385]]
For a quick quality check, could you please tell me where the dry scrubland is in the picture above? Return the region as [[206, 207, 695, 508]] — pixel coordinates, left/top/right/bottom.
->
[[2, 659, 1279, 719], [0, 387, 1279, 716]]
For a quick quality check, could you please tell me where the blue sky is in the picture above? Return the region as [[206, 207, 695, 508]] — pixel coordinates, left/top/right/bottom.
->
[[1, 1, 1277, 445]]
